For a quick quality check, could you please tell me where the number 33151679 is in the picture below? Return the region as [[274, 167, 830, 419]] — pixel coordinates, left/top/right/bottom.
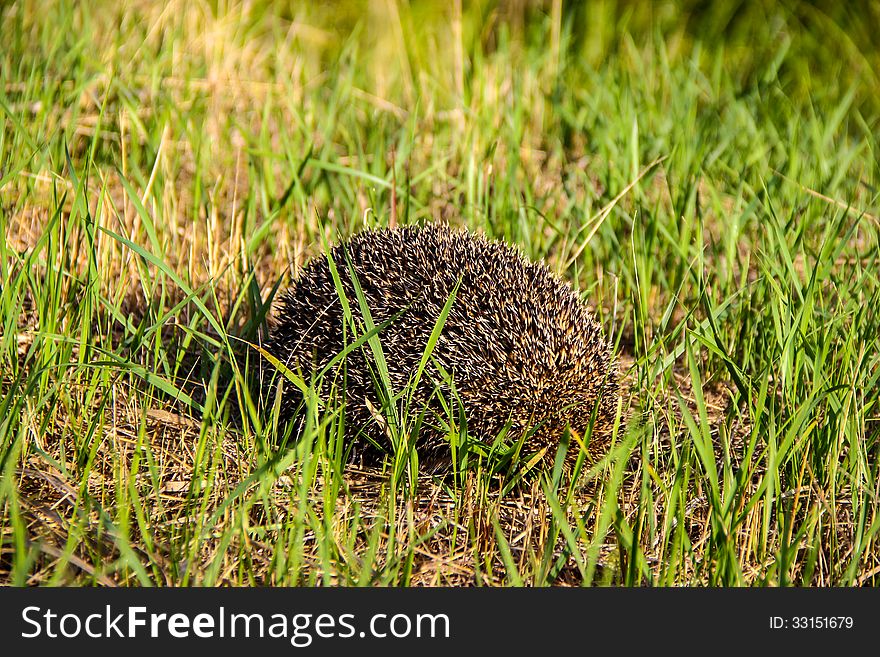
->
[[770, 617, 854, 629]]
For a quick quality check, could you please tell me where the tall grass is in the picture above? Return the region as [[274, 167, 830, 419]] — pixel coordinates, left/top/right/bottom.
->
[[0, 0, 878, 585]]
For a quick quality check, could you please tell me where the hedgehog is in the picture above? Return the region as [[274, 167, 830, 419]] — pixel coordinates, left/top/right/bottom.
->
[[262, 223, 620, 465]]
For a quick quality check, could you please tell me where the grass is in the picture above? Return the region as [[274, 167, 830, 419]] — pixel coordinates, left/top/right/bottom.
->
[[1, 0, 878, 586]]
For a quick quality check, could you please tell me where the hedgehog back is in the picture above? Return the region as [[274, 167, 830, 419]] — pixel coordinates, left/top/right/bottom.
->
[[266, 224, 618, 459]]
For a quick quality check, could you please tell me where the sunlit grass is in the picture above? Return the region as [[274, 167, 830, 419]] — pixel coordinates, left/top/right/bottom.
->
[[0, 0, 878, 586]]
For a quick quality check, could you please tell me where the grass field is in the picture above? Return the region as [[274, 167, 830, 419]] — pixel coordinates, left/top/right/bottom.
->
[[1, 0, 878, 586]]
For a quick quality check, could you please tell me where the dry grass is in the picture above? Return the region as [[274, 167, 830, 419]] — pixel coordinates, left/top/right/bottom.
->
[[2, 0, 879, 586]]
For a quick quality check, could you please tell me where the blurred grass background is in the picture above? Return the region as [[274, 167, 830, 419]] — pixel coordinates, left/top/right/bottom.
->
[[1, 0, 878, 585]]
